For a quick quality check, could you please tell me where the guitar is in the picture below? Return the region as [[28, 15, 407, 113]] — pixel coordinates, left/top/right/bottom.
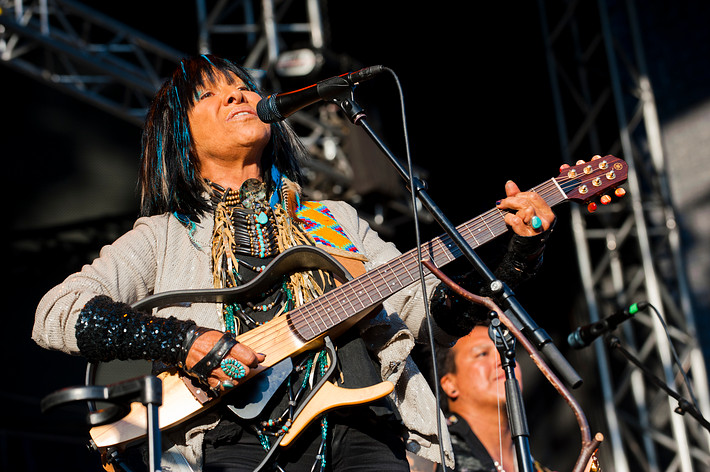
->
[[88, 155, 628, 450]]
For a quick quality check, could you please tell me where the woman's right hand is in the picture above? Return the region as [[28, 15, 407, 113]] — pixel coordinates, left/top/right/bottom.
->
[[184, 330, 265, 392]]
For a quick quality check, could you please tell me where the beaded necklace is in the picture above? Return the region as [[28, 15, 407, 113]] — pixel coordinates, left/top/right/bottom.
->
[[207, 177, 332, 470], [208, 178, 287, 332], [209, 179, 280, 262]]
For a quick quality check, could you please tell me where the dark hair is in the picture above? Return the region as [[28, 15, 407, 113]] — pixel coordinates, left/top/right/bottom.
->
[[435, 345, 457, 413], [437, 345, 458, 378], [138, 54, 308, 220]]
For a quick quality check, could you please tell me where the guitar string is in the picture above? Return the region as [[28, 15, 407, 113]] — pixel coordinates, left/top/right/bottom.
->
[[233, 171, 621, 355], [231, 165, 625, 354], [239, 173, 620, 356]]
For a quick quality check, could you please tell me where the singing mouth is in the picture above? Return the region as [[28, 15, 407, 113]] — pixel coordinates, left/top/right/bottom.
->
[[227, 109, 256, 121]]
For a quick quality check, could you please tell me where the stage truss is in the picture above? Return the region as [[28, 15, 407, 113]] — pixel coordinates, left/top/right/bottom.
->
[[538, 0, 710, 470], [1, 0, 425, 244]]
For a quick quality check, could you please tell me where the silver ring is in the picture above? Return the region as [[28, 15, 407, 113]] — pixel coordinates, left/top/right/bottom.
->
[[221, 380, 235, 389]]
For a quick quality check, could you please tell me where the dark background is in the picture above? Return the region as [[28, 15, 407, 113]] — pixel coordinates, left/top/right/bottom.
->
[[4, 1, 710, 471]]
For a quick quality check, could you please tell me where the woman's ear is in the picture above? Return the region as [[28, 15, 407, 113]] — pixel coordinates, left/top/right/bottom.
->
[[440, 373, 459, 400]]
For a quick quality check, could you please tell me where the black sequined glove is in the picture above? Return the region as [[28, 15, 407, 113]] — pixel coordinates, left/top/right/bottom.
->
[[75, 295, 196, 364], [431, 222, 555, 337]]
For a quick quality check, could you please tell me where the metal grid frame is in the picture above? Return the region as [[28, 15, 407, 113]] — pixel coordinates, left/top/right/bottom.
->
[[537, 0, 710, 470]]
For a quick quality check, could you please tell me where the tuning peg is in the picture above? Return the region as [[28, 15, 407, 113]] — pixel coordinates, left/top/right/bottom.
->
[[576, 159, 586, 165], [591, 155, 602, 160], [614, 188, 626, 198], [587, 202, 598, 213], [600, 195, 612, 205]]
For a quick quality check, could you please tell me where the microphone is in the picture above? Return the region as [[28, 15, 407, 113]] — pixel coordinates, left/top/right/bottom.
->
[[257, 65, 385, 123], [567, 301, 649, 349]]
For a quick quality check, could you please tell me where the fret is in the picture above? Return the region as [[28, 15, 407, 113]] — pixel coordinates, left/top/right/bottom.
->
[[295, 303, 317, 339], [386, 263, 404, 288], [480, 212, 497, 240], [467, 225, 481, 247], [318, 293, 339, 326], [321, 298, 337, 326], [309, 296, 328, 329], [398, 254, 416, 281], [354, 277, 374, 305], [348, 282, 367, 313], [378, 266, 396, 295], [438, 237, 459, 262], [341, 282, 359, 314], [370, 271, 385, 298], [332, 289, 351, 320]]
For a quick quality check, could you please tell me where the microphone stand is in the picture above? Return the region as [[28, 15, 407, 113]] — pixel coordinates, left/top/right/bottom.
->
[[321, 78, 581, 472], [327, 81, 583, 389], [40, 375, 163, 472], [606, 335, 710, 432], [490, 317, 535, 472]]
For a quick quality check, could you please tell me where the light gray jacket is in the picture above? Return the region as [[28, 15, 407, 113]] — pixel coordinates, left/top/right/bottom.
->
[[33, 200, 456, 469]]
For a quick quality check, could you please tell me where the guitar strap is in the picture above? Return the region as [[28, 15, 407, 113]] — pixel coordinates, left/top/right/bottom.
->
[[297, 201, 363, 255], [297, 200, 368, 278]]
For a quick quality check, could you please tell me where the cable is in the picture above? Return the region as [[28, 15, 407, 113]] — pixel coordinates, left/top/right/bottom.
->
[[646, 303, 700, 409], [381, 66, 449, 469]]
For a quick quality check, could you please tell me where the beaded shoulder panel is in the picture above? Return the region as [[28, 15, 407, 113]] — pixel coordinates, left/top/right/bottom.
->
[[297, 201, 360, 254]]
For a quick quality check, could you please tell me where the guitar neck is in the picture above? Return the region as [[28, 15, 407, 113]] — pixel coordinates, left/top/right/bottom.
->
[[288, 178, 567, 341]]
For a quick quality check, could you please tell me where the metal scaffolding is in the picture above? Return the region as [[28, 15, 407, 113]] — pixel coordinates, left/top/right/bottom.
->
[[1, 0, 421, 241], [0, 0, 326, 123], [0, 0, 183, 126], [537, 0, 710, 470]]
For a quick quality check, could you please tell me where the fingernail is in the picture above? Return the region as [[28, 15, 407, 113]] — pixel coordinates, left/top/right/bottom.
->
[[495, 200, 501, 206]]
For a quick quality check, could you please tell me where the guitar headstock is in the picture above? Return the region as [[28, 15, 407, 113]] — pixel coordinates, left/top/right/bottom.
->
[[556, 155, 628, 208]]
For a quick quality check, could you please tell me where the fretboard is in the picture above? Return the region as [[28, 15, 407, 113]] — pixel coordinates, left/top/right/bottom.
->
[[287, 178, 567, 340]]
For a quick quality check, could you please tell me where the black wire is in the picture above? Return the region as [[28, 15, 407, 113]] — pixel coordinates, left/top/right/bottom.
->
[[381, 66, 449, 469], [646, 302, 700, 409]]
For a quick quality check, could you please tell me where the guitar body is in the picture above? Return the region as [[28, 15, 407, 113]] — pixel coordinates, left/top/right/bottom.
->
[[89, 246, 389, 450]]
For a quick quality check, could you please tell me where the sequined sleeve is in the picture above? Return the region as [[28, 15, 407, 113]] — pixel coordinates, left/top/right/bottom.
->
[[75, 295, 196, 364]]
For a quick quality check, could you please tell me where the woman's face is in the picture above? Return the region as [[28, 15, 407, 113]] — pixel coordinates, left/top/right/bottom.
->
[[187, 72, 271, 166]]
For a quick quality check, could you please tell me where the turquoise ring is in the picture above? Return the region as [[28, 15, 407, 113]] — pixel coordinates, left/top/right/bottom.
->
[[221, 358, 247, 379], [531, 215, 542, 230]]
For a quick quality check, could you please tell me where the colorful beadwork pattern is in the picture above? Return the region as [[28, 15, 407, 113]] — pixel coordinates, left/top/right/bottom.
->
[[297, 201, 360, 253]]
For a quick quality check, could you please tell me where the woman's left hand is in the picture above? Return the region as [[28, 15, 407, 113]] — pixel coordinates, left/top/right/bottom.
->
[[496, 180, 556, 237]]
